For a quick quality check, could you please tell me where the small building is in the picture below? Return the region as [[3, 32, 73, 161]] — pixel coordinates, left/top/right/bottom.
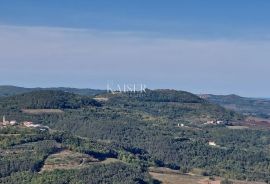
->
[[1, 116, 10, 126], [205, 120, 224, 125], [23, 121, 32, 127], [2, 121, 8, 126], [23, 121, 40, 128], [23, 121, 49, 130], [216, 120, 223, 124], [177, 123, 185, 127], [9, 120, 17, 126], [208, 141, 217, 146]]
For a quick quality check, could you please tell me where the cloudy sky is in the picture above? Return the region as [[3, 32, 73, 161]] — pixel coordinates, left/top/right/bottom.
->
[[0, 0, 270, 97]]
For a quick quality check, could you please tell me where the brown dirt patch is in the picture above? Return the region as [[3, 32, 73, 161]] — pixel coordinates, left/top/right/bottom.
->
[[40, 149, 99, 172]]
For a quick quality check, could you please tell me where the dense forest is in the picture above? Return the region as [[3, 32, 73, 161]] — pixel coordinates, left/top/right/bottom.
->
[[0, 88, 269, 183], [0, 126, 154, 184]]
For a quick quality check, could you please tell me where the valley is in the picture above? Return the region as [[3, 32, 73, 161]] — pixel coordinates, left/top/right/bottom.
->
[[0, 87, 269, 183]]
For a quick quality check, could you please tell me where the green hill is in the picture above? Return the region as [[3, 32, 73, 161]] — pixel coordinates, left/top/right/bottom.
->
[[0, 85, 33, 97], [0, 90, 101, 109], [200, 94, 270, 118], [101, 89, 242, 123], [0, 85, 105, 97]]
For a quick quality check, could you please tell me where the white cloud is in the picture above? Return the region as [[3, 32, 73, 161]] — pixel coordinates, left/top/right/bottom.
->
[[0, 25, 269, 97]]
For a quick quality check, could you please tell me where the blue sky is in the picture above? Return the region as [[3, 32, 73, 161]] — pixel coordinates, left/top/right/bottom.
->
[[0, 0, 270, 97], [1, 0, 270, 39]]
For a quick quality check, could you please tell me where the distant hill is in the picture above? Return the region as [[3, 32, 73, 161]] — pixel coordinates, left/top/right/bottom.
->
[[199, 94, 270, 118], [0, 90, 101, 109], [0, 85, 106, 97], [97, 89, 242, 123], [0, 86, 242, 122], [0, 85, 33, 97], [100, 89, 204, 103], [138, 89, 205, 103]]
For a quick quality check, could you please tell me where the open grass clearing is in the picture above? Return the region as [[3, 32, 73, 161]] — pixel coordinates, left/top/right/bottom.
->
[[40, 149, 98, 172], [22, 109, 64, 114], [226, 125, 249, 130], [149, 167, 266, 184], [40, 149, 121, 173]]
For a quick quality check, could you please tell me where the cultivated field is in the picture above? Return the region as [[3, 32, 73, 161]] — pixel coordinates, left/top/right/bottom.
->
[[22, 109, 64, 114], [149, 170, 220, 184], [40, 149, 99, 172], [40, 149, 121, 173], [149, 167, 266, 184], [226, 125, 249, 130], [93, 97, 109, 102]]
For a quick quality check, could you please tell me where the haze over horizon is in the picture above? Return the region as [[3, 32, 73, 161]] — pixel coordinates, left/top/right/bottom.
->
[[1, 0, 270, 97]]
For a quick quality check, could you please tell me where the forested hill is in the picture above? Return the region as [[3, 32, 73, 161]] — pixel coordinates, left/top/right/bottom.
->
[[200, 94, 270, 118], [0, 90, 101, 109], [0, 89, 242, 122], [102, 89, 204, 103], [0, 85, 105, 97], [1, 89, 270, 183], [98, 89, 242, 123], [141, 89, 204, 103]]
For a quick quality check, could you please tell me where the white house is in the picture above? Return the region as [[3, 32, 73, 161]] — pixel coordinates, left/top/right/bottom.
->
[[208, 141, 217, 146], [177, 123, 184, 127], [23, 121, 49, 130], [9, 120, 17, 126], [216, 120, 223, 124], [23, 121, 40, 128]]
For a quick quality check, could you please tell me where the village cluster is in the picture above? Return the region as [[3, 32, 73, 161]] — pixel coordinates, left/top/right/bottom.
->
[[0, 115, 49, 130], [204, 120, 224, 125], [177, 120, 225, 128], [176, 121, 220, 147]]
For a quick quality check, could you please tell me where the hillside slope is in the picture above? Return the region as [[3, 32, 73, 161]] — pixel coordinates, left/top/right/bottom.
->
[[2, 89, 269, 182], [0, 85, 105, 97], [100, 89, 242, 123], [0, 90, 101, 109], [200, 94, 270, 118], [0, 126, 153, 184]]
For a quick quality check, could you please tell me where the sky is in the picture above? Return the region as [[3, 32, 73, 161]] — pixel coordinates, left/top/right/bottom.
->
[[0, 0, 270, 97]]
